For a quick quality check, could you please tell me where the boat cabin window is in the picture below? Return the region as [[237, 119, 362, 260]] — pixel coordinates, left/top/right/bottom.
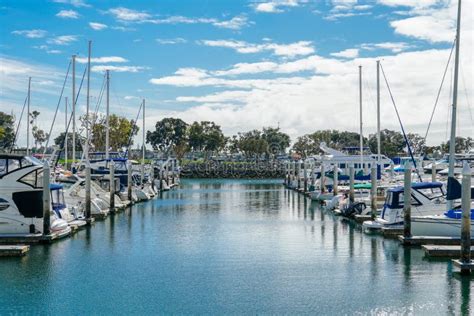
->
[[18, 169, 44, 188], [398, 192, 422, 207], [51, 189, 65, 211], [0, 157, 36, 176], [386, 191, 421, 208], [415, 186, 445, 200]]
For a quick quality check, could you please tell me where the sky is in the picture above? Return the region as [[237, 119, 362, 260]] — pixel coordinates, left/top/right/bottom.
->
[[0, 0, 473, 149]]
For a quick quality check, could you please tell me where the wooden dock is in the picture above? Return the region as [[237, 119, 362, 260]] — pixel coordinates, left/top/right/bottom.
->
[[354, 215, 372, 224], [0, 245, 30, 257], [399, 236, 474, 246], [422, 245, 474, 258]]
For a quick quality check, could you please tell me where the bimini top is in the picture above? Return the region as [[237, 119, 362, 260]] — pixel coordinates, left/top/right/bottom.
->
[[49, 183, 64, 191], [388, 182, 444, 193]]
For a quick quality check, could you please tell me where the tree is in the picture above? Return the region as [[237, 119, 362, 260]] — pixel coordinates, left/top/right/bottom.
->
[[292, 135, 318, 158], [440, 137, 473, 153], [188, 121, 226, 155], [91, 114, 139, 152], [54, 132, 84, 152], [368, 129, 405, 158], [146, 117, 188, 158], [237, 130, 269, 160], [406, 133, 425, 155], [261, 127, 290, 157], [0, 111, 15, 150], [29, 111, 48, 150]]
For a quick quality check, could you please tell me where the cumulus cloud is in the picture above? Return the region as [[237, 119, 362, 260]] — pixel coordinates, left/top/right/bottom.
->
[[331, 48, 359, 58], [11, 29, 47, 38], [89, 22, 107, 30], [52, 0, 90, 8], [56, 9, 80, 19], [199, 39, 314, 58], [253, 0, 300, 13]]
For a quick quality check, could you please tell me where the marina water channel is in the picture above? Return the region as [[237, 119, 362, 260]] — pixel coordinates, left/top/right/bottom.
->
[[1, 179, 473, 314]]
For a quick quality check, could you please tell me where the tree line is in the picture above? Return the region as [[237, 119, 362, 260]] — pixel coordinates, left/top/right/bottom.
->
[[1, 111, 472, 160]]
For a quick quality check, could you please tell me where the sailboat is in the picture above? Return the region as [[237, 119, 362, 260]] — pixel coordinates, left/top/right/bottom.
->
[[410, 0, 474, 237]]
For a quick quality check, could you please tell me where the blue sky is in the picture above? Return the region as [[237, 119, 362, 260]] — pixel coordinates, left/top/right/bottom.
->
[[1, 0, 472, 147]]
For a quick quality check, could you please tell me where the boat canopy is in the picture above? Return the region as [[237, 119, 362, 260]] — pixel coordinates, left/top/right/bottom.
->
[[49, 183, 64, 190], [388, 182, 443, 193]]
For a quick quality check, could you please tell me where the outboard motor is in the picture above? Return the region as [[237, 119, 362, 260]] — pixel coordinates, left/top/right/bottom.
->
[[341, 202, 367, 218]]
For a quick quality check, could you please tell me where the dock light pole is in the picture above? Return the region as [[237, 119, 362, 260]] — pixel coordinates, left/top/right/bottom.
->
[[42, 161, 51, 235], [370, 165, 377, 219], [403, 161, 412, 238]]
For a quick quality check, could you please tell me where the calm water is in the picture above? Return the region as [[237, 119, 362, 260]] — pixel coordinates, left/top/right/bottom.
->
[[1, 179, 473, 315]]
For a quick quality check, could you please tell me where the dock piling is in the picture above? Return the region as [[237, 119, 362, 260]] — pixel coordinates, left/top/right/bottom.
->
[[303, 160, 308, 193], [127, 161, 132, 202], [390, 162, 394, 181], [85, 162, 91, 219], [453, 161, 473, 274], [109, 161, 115, 212], [370, 165, 377, 218], [42, 161, 51, 235], [403, 160, 412, 238], [349, 164, 355, 203], [320, 164, 325, 193], [431, 163, 436, 182], [333, 164, 338, 196]]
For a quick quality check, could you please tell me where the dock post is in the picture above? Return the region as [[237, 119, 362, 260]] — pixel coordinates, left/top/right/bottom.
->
[[403, 160, 412, 238], [285, 162, 289, 186], [297, 161, 301, 190], [320, 164, 325, 193], [390, 162, 394, 181], [431, 163, 436, 182], [42, 161, 51, 235], [370, 165, 377, 219], [151, 164, 155, 191], [303, 160, 308, 193], [457, 162, 472, 274], [349, 164, 355, 203], [311, 164, 316, 188], [85, 162, 91, 219], [127, 161, 132, 202], [109, 161, 115, 212], [333, 164, 338, 196]]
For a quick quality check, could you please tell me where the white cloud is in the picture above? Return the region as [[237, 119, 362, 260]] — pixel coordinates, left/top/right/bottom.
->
[[91, 65, 147, 73], [156, 38, 187, 44], [52, 0, 90, 8], [107, 7, 151, 21], [254, 0, 300, 13], [56, 9, 80, 19], [213, 62, 279, 76], [212, 15, 250, 30], [377, 0, 440, 9], [89, 22, 107, 30], [33, 45, 62, 54], [107, 7, 250, 30], [11, 29, 47, 38], [199, 39, 314, 58], [360, 42, 412, 53], [390, 15, 454, 43], [331, 48, 359, 58], [47, 35, 78, 45], [76, 56, 128, 63]]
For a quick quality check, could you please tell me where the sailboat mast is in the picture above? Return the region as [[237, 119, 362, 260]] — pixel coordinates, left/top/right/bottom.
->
[[447, 0, 462, 210], [26, 77, 31, 156], [86, 40, 91, 161], [376, 61, 381, 166], [72, 54, 76, 168], [106, 69, 110, 160], [142, 98, 146, 165], [65, 97, 68, 164], [359, 65, 363, 167]]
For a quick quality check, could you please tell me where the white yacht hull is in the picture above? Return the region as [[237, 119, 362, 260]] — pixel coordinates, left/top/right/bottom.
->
[[411, 216, 474, 237]]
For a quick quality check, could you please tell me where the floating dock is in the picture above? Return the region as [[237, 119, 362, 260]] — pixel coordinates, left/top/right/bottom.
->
[[399, 236, 474, 246], [0, 245, 30, 257], [423, 245, 474, 258]]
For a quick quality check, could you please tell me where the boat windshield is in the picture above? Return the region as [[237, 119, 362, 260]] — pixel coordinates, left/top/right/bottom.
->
[[0, 156, 38, 177]]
